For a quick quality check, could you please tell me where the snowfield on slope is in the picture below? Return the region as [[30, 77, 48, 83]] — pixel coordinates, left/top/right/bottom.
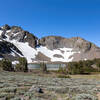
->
[[8, 40, 38, 63], [9, 40, 78, 63], [3, 31, 80, 63], [37, 46, 79, 62]]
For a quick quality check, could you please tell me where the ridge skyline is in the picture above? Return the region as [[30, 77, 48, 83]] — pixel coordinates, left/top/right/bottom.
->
[[0, 24, 99, 47]]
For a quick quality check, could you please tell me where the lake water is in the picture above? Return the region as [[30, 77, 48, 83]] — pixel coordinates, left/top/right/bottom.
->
[[28, 63, 66, 70]]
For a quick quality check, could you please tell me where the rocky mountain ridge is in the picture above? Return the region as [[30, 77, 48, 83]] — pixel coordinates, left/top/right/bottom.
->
[[0, 24, 100, 63]]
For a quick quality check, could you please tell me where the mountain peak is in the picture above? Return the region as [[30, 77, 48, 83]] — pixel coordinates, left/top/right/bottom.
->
[[0, 25, 100, 63], [1, 24, 11, 30]]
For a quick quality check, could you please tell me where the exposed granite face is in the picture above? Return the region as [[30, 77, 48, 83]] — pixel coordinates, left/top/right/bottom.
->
[[1, 25, 38, 48], [24, 31, 37, 48], [39, 36, 68, 50], [35, 52, 51, 61], [38, 36, 100, 62], [53, 54, 64, 59], [73, 46, 100, 61], [39, 36, 97, 52], [9, 30, 37, 48]]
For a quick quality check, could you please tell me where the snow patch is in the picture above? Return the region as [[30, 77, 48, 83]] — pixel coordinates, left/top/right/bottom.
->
[[10, 48, 23, 57], [84, 58, 87, 61], [10, 52, 16, 57], [12, 61, 19, 65], [36, 46, 80, 62], [12, 32, 19, 37], [0, 39, 2, 41], [9, 40, 38, 63], [3, 34, 38, 63], [0, 57, 3, 60], [24, 35, 27, 39], [6, 30, 11, 33], [0, 30, 3, 36]]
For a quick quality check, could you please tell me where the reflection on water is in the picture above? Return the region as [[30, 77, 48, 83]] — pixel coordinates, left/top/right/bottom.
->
[[28, 63, 66, 70]]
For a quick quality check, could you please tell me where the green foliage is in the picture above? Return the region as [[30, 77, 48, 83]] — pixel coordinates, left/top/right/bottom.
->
[[15, 57, 28, 72], [40, 62, 47, 73], [67, 60, 94, 75], [57, 75, 71, 78], [94, 58, 100, 71], [0, 59, 13, 71], [73, 93, 97, 100], [11, 97, 21, 100], [57, 59, 97, 75], [58, 66, 67, 74]]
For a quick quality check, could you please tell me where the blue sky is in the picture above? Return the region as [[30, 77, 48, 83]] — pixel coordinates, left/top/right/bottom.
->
[[0, 0, 100, 46]]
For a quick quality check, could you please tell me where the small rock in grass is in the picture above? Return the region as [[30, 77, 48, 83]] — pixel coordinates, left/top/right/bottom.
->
[[29, 86, 43, 93]]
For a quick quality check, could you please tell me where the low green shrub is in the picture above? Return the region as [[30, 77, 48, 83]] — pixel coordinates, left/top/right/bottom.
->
[[58, 66, 67, 74], [11, 97, 21, 100], [67, 60, 94, 75], [40, 62, 47, 73], [15, 57, 28, 72], [57, 75, 71, 78], [0, 59, 13, 71], [73, 93, 97, 100], [0, 87, 17, 93]]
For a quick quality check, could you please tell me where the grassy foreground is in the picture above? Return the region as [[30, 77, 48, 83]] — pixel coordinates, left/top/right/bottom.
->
[[0, 71, 100, 100]]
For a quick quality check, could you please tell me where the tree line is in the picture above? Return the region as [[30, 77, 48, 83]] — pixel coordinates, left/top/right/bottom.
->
[[0, 57, 28, 72], [58, 58, 100, 75], [1, 57, 100, 74]]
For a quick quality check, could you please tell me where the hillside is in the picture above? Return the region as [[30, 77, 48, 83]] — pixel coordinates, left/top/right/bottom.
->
[[0, 24, 100, 63]]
